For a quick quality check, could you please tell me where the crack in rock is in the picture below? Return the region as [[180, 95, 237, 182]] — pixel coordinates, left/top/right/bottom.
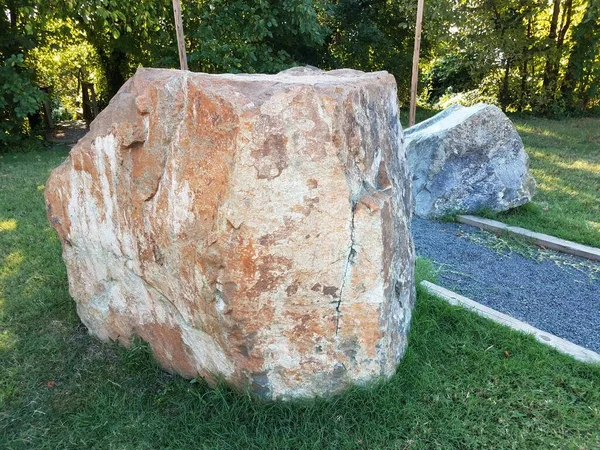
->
[[335, 201, 357, 335]]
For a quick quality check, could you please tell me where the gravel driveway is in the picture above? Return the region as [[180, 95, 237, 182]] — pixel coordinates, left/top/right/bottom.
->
[[412, 217, 600, 353]]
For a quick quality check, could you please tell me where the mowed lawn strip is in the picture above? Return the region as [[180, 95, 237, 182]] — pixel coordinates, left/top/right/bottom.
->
[[486, 116, 600, 249], [1, 146, 599, 449]]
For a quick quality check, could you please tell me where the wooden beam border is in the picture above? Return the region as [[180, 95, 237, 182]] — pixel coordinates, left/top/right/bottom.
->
[[456, 215, 600, 261], [421, 281, 600, 364]]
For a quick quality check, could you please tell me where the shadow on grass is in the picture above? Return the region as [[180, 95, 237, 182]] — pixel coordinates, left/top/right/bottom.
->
[[1, 149, 599, 449]]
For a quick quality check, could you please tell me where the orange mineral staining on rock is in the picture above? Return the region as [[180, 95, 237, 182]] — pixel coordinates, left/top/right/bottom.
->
[[45, 67, 415, 400]]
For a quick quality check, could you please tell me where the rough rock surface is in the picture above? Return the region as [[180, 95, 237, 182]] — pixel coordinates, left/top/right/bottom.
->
[[405, 103, 536, 219], [45, 67, 415, 400]]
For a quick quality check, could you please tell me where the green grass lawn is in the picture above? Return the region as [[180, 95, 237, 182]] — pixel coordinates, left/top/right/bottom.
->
[[401, 108, 600, 248], [1, 146, 599, 449], [490, 116, 600, 248]]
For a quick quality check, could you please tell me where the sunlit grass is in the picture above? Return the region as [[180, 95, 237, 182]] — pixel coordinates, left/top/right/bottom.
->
[[482, 116, 600, 248], [0, 252, 24, 278], [0, 219, 17, 232], [0, 328, 14, 351], [554, 159, 600, 174], [527, 148, 600, 175], [587, 220, 600, 233]]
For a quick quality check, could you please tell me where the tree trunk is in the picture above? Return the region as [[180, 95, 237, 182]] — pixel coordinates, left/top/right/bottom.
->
[[557, 0, 574, 47], [8, 1, 17, 29], [561, 0, 600, 111], [548, 0, 561, 42], [542, 0, 561, 92], [562, 46, 578, 110], [98, 49, 128, 100], [518, 59, 528, 112], [518, 17, 532, 112], [542, 0, 575, 112], [500, 58, 511, 111]]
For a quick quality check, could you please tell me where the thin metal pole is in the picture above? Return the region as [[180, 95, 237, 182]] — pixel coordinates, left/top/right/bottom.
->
[[409, 0, 425, 127], [172, 0, 188, 70]]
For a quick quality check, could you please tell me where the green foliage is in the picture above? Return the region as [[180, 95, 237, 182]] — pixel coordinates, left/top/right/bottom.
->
[[419, 0, 600, 115], [0, 0, 49, 146], [436, 88, 501, 109], [28, 20, 106, 118], [185, 0, 328, 74], [60, 0, 177, 97], [0, 54, 45, 147], [425, 53, 483, 102], [487, 115, 600, 247], [326, 0, 415, 102], [562, 0, 600, 112]]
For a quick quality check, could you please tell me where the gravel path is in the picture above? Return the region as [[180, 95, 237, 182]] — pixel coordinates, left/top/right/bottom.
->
[[412, 217, 600, 353]]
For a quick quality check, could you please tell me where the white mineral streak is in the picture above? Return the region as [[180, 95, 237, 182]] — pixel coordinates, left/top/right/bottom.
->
[[46, 67, 415, 399]]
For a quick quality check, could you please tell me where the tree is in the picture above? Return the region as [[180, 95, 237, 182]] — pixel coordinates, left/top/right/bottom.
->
[[562, 0, 600, 111], [3, 0, 600, 126], [58, 0, 328, 97], [541, 0, 575, 112], [0, 0, 49, 145], [184, 0, 328, 74], [28, 19, 105, 117], [58, 0, 176, 98], [326, 0, 448, 104], [438, 0, 544, 110]]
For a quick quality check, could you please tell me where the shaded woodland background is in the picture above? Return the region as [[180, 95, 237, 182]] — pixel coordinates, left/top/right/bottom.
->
[[2, 0, 600, 146]]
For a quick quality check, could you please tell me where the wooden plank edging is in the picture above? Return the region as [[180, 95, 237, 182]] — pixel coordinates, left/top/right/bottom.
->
[[456, 215, 600, 261], [420, 280, 600, 364]]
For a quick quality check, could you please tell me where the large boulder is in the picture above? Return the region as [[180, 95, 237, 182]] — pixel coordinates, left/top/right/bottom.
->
[[45, 67, 415, 400], [405, 103, 536, 219]]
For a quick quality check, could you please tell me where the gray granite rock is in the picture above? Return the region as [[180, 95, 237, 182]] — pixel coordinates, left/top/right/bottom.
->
[[405, 103, 536, 219]]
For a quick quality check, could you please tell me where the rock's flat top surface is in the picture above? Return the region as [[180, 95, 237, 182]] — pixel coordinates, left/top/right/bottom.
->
[[45, 67, 415, 400], [198, 67, 389, 83]]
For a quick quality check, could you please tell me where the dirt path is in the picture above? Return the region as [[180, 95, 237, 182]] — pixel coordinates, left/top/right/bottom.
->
[[45, 120, 88, 146]]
